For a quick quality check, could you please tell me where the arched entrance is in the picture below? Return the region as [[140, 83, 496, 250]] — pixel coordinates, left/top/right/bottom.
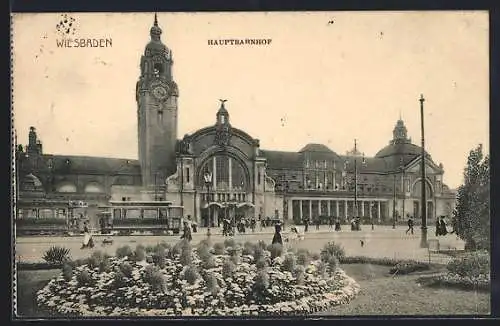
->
[[197, 153, 253, 227]]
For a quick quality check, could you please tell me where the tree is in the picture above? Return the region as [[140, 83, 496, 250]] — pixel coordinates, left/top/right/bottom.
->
[[452, 144, 490, 251]]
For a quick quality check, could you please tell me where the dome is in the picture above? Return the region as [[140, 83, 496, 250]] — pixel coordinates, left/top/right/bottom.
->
[[145, 40, 168, 55], [375, 142, 430, 159], [299, 143, 335, 154]]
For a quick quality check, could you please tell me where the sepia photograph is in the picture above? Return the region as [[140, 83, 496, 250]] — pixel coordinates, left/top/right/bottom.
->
[[11, 11, 490, 318]]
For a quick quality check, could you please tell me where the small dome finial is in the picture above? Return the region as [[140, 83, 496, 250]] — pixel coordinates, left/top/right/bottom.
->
[[150, 13, 162, 40]]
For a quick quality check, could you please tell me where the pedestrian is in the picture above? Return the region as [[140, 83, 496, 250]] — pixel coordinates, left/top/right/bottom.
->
[[81, 221, 94, 249], [251, 218, 256, 233], [335, 218, 341, 231], [303, 217, 309, 232], [272, 222, 283, 245], [328, 216, 334, 230], [315, 217, 320, 230], [406, 216, 414, 235], [180, 221, 192, 242]]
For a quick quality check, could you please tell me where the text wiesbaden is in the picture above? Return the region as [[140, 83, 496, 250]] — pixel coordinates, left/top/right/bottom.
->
[[208, 39, 272, 46], [56, 38, 113, 48]]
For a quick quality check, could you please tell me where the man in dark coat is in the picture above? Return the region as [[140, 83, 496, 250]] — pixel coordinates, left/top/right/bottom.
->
[[272, 223, 283, 245], [406, 216, 414, 235]]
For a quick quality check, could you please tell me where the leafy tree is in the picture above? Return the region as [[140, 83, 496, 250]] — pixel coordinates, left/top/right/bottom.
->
[[452, 144, 490, 250]]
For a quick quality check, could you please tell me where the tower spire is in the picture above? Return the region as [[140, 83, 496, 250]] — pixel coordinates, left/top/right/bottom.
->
[[154, 12, 158, 27]]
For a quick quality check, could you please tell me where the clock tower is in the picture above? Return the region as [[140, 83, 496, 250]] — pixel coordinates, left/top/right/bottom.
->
[[136, 14, 179, 188]]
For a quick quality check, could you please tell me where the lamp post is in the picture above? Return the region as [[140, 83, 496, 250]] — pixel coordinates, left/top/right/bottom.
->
[[392, 173, 397, 229], [154, 172, 158, 201], [203, 169, 213, 238], [344, 139, 366, 228], [419, 94, 428, 248]]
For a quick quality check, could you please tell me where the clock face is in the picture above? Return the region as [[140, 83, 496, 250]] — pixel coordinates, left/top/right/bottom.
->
[[152, 86, 168, 100]]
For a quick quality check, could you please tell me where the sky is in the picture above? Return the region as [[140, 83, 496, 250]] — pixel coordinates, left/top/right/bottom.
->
[[12, 11, 489, 189]]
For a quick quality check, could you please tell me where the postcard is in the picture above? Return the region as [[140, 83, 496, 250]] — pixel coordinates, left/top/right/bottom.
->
[[11, 11, 490, 318]]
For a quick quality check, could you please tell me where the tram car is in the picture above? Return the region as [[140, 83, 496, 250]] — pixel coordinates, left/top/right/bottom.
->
[[96, 201, 183, 235], [16, 200, 90, 236]]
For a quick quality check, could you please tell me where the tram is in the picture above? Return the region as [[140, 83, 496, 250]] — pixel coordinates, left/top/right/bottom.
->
[[16, 200, 90, 235], [96, 200, 183, 235]]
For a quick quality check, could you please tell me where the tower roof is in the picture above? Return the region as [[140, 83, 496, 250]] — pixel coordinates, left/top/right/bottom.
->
[[145, 13, 169, 56]]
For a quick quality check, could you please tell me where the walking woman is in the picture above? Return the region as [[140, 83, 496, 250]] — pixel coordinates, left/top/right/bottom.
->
[[81, 221, 94, 249], [180, 220, 193, 242], [272, 222, 283, 245]]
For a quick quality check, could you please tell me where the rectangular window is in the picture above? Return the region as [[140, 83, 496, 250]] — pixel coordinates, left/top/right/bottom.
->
[[186, 168, 190, 183], [258, 171, 261, 185]]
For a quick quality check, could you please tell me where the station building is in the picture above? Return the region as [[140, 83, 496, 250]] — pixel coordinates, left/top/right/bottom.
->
[[15, 16, 457, 227]]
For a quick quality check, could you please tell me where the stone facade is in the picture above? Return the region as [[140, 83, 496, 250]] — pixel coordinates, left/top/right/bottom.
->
[[14, 16, 457, 227]]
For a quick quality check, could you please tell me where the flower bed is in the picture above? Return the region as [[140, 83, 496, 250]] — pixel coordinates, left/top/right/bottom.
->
[[36, 241, 360, 316], [389, 261, 430, 275], [417, 250, 490, 292], [417, 273, 490, 292]]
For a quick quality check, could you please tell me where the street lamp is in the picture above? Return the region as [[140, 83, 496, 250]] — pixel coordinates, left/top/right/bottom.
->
[[344, 139, 366, 229], [392, 173, 397, 229], [203, 169, 213, 238], [419, 94, 428, 248]]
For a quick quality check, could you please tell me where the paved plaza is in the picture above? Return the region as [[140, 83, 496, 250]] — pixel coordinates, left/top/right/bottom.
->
[[15, 225, 464, 264]]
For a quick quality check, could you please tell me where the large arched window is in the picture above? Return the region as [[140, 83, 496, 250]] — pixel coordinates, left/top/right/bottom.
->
[[56, 182, 77, 193], [84, 182, 104, 193], [412, 179, 433, 197], [198, 155, 249, 191]]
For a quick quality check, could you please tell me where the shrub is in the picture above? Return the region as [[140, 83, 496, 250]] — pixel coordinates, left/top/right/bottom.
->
[[76, 270, 92, 286], [257, 240, 267, 250], [316, 261, 327, 277], [213, 243, 225, 255], [198, 239, 212, 248], [88, 251, 105, 269], [42, 246, 71, 264], [268, 243, 283, 259], [282, 254, 297, 273], [224, 238, 236, 248], [228, 247, 241, 265], [143, 265, 165, 291], [204, 272, 219, 295], [447, 250, 490, 277], [113, 271, 127, 288], [70, 258, 89, 267], [197, 244, 212, 262], [133, 245, 146, 262], [418, 273, 490, 292], [145, 245, 155, 253], [296, 249, 311, 266], [222, 259, 236, 278], [326, 256, 339, 275], [169, 241, 183, 258], [311, 252, 321, 261], [255, 258, 268, 270], [184, 265, 200, 285], [389, 261, 430, 275], [116, 245, 133, 258], [253, 270, 270, 293], [293, 265, 306, 284], [179, 240, 193, 266], [205, 255, 217, 269], [242, 241, 256, 255], [253, 246, 265, 261], [320, 242, 345, 261], [99, 258, 112, 273], [119, 262, 133, 278], [62, 263, 73, 281]]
